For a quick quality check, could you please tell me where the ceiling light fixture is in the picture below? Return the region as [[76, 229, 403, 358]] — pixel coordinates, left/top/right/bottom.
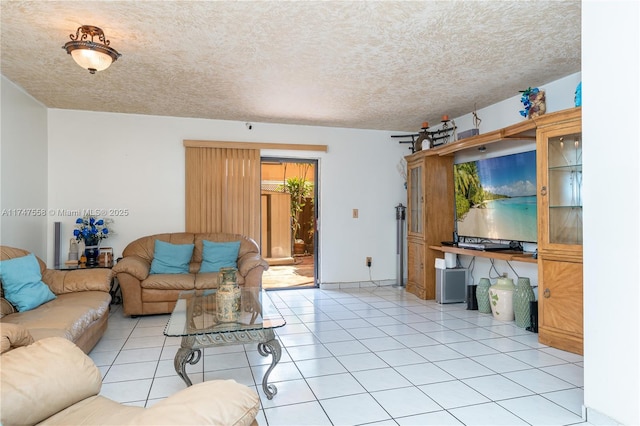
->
[[63, 25, 121, 74]]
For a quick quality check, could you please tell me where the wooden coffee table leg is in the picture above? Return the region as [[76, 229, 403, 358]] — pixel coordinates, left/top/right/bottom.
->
[[257, 333, 281, 400], [174, 347, 201, 387]]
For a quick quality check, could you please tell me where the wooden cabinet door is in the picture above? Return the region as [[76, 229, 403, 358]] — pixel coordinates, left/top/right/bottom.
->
[[536, 109, 582, 258], [406, 239, 425, 297], [539, 258, 583, 354], [407, 159, 424, 238]]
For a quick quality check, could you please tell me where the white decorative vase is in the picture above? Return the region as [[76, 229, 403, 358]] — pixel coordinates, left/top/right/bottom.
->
[[489, 275, 515, 321]]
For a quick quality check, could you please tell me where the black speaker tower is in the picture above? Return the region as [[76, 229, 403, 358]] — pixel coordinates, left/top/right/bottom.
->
[[54, 222, 61, 269]]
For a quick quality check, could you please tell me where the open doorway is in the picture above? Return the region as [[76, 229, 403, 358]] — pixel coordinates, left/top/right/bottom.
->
[[260, 158, 318, 290]]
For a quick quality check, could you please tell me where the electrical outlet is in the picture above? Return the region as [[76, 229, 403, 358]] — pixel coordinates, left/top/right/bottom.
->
[[352, 209, 359, 218], [366, 257, 372, 267]]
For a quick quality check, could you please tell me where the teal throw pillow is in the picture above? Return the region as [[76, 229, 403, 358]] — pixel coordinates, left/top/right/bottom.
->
[[200, 240, 241, 273], [0, 253, 56, 312], [150, 240, 195, 274]]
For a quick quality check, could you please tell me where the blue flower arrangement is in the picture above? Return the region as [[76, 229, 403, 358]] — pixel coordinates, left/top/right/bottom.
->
[[519, 87, 546, 118], [519, 87, 540, 117], [74, 215, 112, 246]]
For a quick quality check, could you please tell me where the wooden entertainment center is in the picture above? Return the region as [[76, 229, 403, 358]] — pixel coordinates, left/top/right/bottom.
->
[[405, 107, 583, 354]]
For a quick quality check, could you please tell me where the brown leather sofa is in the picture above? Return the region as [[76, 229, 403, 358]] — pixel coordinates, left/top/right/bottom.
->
[[113, 232, 269, 317], [0, 246, 112, 353], [1, 336, 260, 425]]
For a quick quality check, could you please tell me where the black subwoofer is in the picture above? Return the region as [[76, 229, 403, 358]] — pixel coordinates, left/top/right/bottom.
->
[[466, 285, 478, 310], [526, 301, 538, 333]]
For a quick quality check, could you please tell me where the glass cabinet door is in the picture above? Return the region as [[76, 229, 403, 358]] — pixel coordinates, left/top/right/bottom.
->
[[409, 165, 423, 234], [546, 131, 582, 245]]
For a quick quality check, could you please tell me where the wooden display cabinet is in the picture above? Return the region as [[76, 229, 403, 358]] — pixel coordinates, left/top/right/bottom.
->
[[404, 107, 584, 355], [404, 116, 536, 300], [405, 151, 454, 299], [535, 107, 583, 354]]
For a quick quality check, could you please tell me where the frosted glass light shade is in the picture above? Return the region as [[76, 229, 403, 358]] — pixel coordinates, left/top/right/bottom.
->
[[70, 48, 114, 73], [63, 26, 121, 74]]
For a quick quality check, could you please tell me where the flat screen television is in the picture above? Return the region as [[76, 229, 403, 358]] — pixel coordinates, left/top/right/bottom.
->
[[454, 150, 537, 243]]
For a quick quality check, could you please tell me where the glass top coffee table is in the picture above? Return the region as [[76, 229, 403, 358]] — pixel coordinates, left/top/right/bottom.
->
[[164, 287, 286, 399]]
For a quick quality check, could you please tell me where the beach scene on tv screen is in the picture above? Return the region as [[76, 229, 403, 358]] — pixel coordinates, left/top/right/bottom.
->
[[454, 150, 537, 243]]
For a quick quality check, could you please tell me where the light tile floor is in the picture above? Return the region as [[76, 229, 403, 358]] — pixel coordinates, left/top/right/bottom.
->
[[91, 286, 590, 425]]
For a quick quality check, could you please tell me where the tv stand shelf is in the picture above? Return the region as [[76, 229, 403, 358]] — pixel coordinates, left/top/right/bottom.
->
[[430, 245, 537, 264]]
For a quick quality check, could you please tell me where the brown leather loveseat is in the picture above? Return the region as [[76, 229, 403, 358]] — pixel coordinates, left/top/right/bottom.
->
[[113, 232, 269, 316], [0, 246, 112, 353]]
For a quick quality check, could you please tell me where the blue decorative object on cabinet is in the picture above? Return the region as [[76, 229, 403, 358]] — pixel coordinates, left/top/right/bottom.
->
[[575, 81, 582, 107]]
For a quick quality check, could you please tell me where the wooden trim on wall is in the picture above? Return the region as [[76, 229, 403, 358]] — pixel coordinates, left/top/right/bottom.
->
[[184, 140, 328, 152]]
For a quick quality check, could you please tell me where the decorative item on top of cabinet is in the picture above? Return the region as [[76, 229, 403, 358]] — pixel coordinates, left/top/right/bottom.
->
[[535, 107, 583, 354], [429, 116, 456, 146], [392, 132, 422, 153], [520, 87, 547, 118], [392, 121, 446, 153], [459, 104, 482, 140], [414, 122, 431, 151]]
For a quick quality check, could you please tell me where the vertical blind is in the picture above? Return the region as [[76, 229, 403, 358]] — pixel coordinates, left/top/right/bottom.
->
[[185, 147, 261, 241]]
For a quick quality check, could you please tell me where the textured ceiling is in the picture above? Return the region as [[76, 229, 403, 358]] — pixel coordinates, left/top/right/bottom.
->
[[1, 1, 581, 132]]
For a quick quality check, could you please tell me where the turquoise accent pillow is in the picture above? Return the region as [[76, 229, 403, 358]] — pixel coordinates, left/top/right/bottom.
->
[[150, 240, 195, 274], [0, 253, 56, 312], [200, 240, 241, 273]]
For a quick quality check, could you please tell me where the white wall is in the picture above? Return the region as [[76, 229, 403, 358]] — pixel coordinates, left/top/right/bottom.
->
[[0, 76, 48, 258], [46, 110, 407, 284], [583, 1, 640, 425]]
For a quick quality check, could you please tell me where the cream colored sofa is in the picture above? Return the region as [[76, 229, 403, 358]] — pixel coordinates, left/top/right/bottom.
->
[[0, 246, 112, 353], [0, 336, 260, 425], [113, 233, 269, 316]]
